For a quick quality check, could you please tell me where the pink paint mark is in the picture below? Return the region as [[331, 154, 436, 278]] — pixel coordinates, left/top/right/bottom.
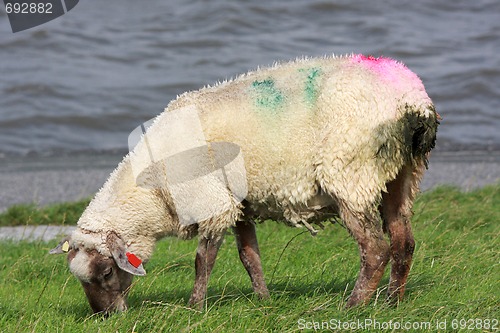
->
[[352, 54, 396, 64], [350, 54, 421, 87], [358, 54, 379, 62]]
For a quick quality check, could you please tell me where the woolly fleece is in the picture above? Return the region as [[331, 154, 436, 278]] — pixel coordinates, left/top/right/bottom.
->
[[71, 55, 439, 263]]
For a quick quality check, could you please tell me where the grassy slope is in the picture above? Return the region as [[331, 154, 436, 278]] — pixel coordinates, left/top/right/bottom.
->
[[0, 186, 498, 332], [0, 199, 90, 227]]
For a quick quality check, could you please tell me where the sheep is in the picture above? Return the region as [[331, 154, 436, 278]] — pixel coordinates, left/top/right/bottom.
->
[[50, 54, 439, 314]]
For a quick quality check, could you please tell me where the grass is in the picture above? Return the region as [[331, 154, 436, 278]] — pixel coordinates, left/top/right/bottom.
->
[[0, 185, 498, 332], [0, 199, 90, 227]]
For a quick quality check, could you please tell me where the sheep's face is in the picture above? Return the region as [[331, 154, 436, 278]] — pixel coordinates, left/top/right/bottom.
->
[[67, 247, 132, 313], [50, 232, 146, 315]]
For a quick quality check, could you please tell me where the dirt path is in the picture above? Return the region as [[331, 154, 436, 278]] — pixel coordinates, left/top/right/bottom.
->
[[0, 225, 76, 242]]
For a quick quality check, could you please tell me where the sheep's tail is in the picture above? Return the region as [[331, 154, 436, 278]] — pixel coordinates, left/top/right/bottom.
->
[[390, 104, 440, 209], [407, 104, 440, 168], [375, 104, 440, 170]]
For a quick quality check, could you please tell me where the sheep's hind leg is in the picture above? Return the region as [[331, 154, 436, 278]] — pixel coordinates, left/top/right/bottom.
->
[[381, 163, 422, 303], [188, 236, 224, 309], [233, 220, 270, 299], [342, 209, 390, 308]]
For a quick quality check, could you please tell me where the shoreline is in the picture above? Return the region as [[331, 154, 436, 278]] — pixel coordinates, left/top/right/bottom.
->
[[1, 150, 499, 213], [0, 150, 498, 242]]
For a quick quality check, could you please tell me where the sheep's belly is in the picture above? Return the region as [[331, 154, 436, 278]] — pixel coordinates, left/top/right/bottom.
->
[[247, 190, 339, 227]]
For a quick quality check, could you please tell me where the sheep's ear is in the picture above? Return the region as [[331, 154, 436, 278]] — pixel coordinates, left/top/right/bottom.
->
[[106, 232, 146, 276], [49, 237, 71, 254]]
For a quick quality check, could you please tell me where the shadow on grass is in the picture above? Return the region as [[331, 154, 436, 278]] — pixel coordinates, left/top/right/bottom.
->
[[269, 278, 352, 298], [133, 277, 357, 310], [50, 302, 96, 321], [131, 287, 193, 307], [62, 272, 434, 320], [403, 273, 435, 300]]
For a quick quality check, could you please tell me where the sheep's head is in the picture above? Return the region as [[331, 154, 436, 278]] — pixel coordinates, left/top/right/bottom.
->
[[50, 232, 146, 314]]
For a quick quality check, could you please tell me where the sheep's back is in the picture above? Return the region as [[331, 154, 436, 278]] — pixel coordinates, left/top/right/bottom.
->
[[163, 55, 436, 220]]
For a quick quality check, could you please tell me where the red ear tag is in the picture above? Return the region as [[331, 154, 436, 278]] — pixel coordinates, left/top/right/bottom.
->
[[126, 252, 142, 268]]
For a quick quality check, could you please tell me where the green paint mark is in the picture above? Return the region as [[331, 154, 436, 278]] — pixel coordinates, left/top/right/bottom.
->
[[299, 67, 322, 105], [251, 78, 284, 111]]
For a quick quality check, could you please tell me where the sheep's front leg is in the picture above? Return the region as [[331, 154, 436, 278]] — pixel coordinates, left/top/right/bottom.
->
[[343, 210, 390, 308], [233, 220, 270, 299], [188, 236, 223, 309]]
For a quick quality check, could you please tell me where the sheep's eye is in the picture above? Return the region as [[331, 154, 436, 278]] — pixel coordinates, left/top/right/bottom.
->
[[103, 267, 113, 280]]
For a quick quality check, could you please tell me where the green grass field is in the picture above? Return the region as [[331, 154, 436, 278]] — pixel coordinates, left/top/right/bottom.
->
[[0, 186, 498, 332]]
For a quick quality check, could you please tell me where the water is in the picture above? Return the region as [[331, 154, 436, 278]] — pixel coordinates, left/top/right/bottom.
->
[[0, 0, 499, 157]]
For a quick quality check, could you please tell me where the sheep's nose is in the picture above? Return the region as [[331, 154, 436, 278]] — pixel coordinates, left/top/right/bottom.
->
[[113, 298, 128, 312], [99, 298, 128, 315]]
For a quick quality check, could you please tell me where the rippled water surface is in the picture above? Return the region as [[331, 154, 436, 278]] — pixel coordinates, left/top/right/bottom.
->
[[0, 0, 499, 156]]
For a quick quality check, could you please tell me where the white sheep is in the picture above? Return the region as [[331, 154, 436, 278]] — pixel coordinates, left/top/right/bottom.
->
[[51, 54, 439, 313]]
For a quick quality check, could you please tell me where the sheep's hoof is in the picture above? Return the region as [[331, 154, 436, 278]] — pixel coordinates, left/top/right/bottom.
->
[[187, 297, 204, 311], [256, 289, 270, 300], [386, 293, 402, 307], [259, 292, 270, 300], [345, 298, 358, 309], [188, 302, 204, 312], [345, 294, 369, 309]]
